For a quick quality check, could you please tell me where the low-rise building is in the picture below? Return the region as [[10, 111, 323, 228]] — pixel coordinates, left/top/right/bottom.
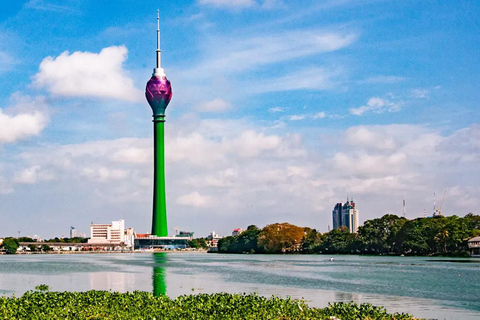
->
[[468, 237, 480, 257], [134, 234, 192, 250], [232, 228, 243, 236], [207, 231, 223, 249], [124, 228, 135, 248]]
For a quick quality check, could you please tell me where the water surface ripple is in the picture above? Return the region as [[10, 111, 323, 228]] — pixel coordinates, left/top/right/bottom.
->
[[1, 253, 479, 319]]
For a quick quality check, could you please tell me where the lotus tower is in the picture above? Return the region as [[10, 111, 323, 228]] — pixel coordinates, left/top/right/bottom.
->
[[145, 10, 172, 237]]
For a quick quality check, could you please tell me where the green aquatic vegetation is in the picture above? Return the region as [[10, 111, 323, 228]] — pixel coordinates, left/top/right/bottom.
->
[[34, 284, 50, 292], [0, 291, 416, 320]]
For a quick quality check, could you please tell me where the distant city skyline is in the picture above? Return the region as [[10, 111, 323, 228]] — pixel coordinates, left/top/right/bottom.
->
[[0, 1, 479, 237]]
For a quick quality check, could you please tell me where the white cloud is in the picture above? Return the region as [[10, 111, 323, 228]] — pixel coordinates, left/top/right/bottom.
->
[[177, 191, 213, 207], [0, 175, 13, 194], [333, 152, 407, 176], [13, 166, 54, 184], [362, 76, 405, 84], [269, 107, 284, 113], [33, 46, 142, 102], [198, 0, 256, 8], [196, 31, 355, 74], [173, 28, 354, 107], [81, 167, 129, 183], [25, 0, 76, 13], [0, 95, 49, 144], [345, 126, 397, 151], [197, 99, 232, 112], [412, 89, 429, 99], [0, 51, 17, 73], [289, 115, 305, 121], [350, 97, 401, 116], [287, 166, 310, 178], [312, 112, 326, 119], [5, 119, 480, 236], [198, 0, 284, 9], [253, 67, 334, 93], [111, 147, 152, 164]]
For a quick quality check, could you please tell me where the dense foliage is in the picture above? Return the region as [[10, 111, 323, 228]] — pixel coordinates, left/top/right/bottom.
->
[[217, 213, 480, 256], [187, 237, 209, 250], [258, 223, 305, 253], [219, 225, 264, 253], [0, 291, 414, 320], [43, 237, 88, 243], [1, 238, 19, 254]]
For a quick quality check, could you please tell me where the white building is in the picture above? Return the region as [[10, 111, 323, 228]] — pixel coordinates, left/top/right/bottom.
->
[[88, 220, 125, 244], [207, 231, 223, 248], [70, 226, 79, 238], [124, 227, 135, 248], [232, 228, 243, 236], [332, 200, 359, 233]]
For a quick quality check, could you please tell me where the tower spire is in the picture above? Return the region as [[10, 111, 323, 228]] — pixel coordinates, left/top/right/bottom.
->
[[157, 9, 161, 68], [153, 9, 165, 77]]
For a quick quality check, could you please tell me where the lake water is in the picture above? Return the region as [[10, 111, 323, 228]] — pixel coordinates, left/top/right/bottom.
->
[[1, 253, 479, 319]]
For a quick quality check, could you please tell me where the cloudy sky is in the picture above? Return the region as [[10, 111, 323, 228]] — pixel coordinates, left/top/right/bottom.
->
[[0, 0, 479, 238]]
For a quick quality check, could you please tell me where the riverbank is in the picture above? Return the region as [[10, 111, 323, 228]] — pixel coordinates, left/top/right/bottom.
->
[[0, 291, 415, 320], [3, 248, 208, 255]]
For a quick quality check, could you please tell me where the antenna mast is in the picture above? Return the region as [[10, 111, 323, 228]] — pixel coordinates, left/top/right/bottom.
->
[[403, 198, 406, 218], [156, 9, 161, 69], [152, 9, 165, 77]]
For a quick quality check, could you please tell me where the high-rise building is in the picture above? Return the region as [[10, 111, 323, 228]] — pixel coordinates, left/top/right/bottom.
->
[[332, 199, 359, 233], [88, 219, 125, 244], [70, 226, 78, 238]]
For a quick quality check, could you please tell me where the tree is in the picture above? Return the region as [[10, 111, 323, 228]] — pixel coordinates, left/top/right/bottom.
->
[[187, 239, 200, 249], [28, 244, 38, 252], [318, 226, 357, 254], [218, 236, 235, 253], [301, 228, 322, 253], [357, 214, 407, 254], [394, 218, 431, 255], [3, 238, 19, 254], [18, 237, 35, 243], [234, 225, 263, 253], [41, 244, 52, 252], [258, 223, 305, 253], [198, 238, 208, 249]]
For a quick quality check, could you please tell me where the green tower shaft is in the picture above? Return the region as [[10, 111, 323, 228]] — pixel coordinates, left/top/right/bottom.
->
[[152, 252, 167, 296], [152, 115, 168, 237]]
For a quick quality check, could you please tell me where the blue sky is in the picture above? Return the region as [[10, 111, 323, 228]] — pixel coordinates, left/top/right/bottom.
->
[[0, 0, 479, 238]]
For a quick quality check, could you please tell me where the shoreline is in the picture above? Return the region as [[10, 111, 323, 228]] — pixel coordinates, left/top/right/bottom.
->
[[2, 250, 479, 258], [1, 249, 209, 255]]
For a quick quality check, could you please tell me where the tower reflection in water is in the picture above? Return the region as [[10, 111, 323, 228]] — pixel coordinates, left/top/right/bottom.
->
[[152, 253, 167, 296]]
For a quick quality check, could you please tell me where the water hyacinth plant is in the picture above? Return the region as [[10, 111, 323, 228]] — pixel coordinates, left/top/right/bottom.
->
[[0, 291, 415, 319]]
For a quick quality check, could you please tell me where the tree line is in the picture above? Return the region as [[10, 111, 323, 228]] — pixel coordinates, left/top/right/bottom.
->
[[0, 237, 88, 254], [217, 213, 480, 256]]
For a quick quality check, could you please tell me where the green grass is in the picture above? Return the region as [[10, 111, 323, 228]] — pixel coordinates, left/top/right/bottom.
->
[[0, 291, 416, 319]]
